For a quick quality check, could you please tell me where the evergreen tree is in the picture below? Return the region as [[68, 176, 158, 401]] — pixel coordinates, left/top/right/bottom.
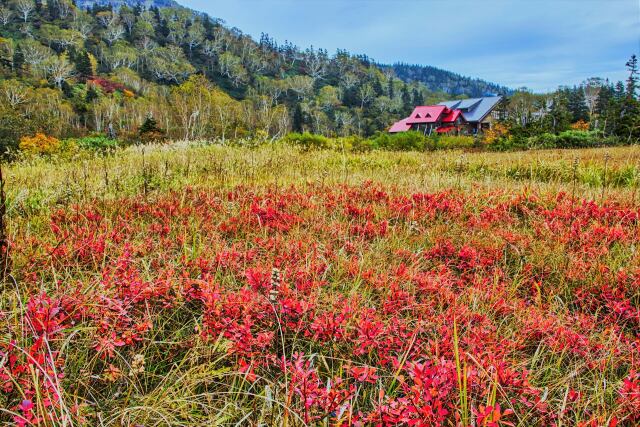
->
[[292, 103, 304, 132], [85, 85, 99, 103], [74, 51, 93, 81], [625, 54, 638, 99], [546, 92, 572, 133], [412, 88, 424, 106], [47, 0, 59, 20], [372, 78, 383, 97], [12, 45, 25, 74], [618, 55, 640, 141], [567, 86, 589, 122], [614, 81, 626, 100], [203, 16, 216, 38], [401, 83, 412, 114], [387, 78, 394, 99], [595, 83, 613, 116], [61, 81, 73, 98], [595, 83, 614, 134], [138, 116, 164, 136], [608, 82, 626, 136], [341, 86, 358, 108]]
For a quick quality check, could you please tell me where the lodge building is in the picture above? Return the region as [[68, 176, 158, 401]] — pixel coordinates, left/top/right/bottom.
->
[[389, 96, 503, 135]]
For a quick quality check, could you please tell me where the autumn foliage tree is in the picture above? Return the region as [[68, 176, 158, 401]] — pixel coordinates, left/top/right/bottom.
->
[[18, 133, 61, 155]]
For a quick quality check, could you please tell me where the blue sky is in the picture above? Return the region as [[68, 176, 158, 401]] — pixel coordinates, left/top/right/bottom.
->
[[182, 0, 639, 92]]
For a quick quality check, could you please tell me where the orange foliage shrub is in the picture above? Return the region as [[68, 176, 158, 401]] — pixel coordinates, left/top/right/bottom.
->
[[19, 133, 61, 155], [482, 123, 510, 145], [571, 120, 590, 131]]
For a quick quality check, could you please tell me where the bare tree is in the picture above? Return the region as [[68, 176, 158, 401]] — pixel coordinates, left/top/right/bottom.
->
[[53, 0, 72, 19], [15, 0, 35, 23], [341, 73, 359, 90], [96, 11, 117, 28], [287, 75, 314, 100], [0, 7, 13, 26], [244, 50, 267, 75], [256, 77, 285, 106], [219, 52, 248, 87], [103, 23, 125, 46], [72, 12, 94, 40], [304, 47, 327, 81], [583, 78, 603, 120], [45, 55, 75, 88], [358, 83, 375, 108], [166, 18, 187, 45], [20, 39, 52, 71], [120, 9, 136, 34], [185, 22, 205, 54], [0, 80, 30, 108], [202, 29, 225, 71], [375, 96, 393, 114], [202, 39, 222, 67], [148, 46, 195, 83], [41, 25, 81, 51], [136, 36, 157, 69], [334, 111, 354, 136], [102, 43, 138, 70]]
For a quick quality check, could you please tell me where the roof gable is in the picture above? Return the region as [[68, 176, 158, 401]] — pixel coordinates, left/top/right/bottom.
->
[[441, 109, 464, 123], [406, 105, 447, 124], [438, 96, 502, 123], [389, 118, 412, 133]]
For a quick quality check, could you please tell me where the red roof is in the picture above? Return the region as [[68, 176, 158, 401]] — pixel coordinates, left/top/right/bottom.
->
[[389, 118, 412, 133], [405, 105, 448, 124], [436, 126, 457, 133], [441, 109, 463, 123]]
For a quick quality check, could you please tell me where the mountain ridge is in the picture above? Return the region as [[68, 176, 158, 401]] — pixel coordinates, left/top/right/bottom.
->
[[75, 0, 510, 96], [388, 63, 512, 97], [76, 0, 180, 8]]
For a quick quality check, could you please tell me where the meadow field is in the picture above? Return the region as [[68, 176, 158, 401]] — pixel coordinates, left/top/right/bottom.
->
[[2, 144, 640, 426]]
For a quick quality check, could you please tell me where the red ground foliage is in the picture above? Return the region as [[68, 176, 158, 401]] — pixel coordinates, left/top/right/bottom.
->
[[2, 183, 639, 425]]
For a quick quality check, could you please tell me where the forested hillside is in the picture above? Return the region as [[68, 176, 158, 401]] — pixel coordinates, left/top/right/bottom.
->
[[390, 63, 512, 97], [0, 0, 477, 153], [76, 0, 179, 8]]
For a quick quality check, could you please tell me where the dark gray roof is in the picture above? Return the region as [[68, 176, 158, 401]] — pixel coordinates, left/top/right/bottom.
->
[[438, 96, 502, 123]]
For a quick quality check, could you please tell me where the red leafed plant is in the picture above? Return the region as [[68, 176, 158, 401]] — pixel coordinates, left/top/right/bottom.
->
[[4, 181, 639, 425]]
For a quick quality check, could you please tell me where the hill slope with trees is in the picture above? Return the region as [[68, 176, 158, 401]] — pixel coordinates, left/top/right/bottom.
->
[[389, 63, 512, 97], [0, 0, 485, 153]]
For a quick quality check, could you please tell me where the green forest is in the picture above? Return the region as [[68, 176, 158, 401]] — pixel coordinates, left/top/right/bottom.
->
[[0, 0, 638, 156]]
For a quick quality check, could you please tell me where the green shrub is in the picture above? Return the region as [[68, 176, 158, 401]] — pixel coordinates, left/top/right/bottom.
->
[[69, 135, 120, 152], [337, 136, 376, 152], [284, 132, 329, 150], [0, 107, 34, 156], [370, 131, 428, 151], [525, 131, 622, 150], [527, 133, 558, 150], [487, 136, 527, 152], [433, 135, 475, 150], [555, 130, 598, 148]]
